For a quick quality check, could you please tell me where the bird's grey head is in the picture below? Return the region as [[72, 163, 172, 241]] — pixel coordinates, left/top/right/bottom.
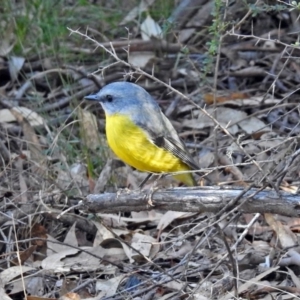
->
[[84, 82, 158, 116]]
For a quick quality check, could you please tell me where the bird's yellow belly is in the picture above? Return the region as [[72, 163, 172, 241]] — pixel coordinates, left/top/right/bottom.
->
[[105, 114, 190, 174]]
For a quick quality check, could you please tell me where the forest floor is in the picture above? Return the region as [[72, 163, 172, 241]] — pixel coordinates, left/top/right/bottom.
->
[[1, 0, 300, 299]]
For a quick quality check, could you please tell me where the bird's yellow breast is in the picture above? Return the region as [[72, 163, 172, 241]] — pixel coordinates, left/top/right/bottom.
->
[[105, 113, 193, 184]]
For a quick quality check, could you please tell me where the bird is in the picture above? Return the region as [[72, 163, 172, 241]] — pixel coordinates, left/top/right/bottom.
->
[[84, 82, 199, 186]]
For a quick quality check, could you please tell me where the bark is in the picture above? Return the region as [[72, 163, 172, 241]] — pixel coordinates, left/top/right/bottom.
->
[[85, 186, 300, 216]]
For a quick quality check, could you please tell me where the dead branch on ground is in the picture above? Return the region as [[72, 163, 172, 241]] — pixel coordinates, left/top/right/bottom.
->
[[85, 187, 300, 216]]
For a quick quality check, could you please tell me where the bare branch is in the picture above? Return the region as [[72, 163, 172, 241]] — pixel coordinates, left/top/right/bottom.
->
[[85, 187, 300, 216]]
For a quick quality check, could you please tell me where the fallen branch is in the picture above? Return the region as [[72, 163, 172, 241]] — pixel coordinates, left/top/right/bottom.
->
[[85, 186, 300, 216]]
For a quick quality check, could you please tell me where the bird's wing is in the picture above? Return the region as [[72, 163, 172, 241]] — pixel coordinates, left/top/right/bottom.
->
[[159, 112, 199, 170], [136, 116, 199, 170], [134, 99, 199, 170], [153, 135, 199, 170]]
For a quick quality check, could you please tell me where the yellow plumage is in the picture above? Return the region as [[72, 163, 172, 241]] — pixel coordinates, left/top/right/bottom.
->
[[106, 114, 195, 186], [84, 82, 199, 187]]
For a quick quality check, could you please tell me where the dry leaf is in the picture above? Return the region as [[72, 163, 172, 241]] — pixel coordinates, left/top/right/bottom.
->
[[287, 267, 300, 289], [215, 95, 281, 107], [0, 24, 16, 56], [128, 51, 155, 68], [8, 278, 30, 295], [8, 56, 25, 81], [100, 238, 131, 262], [11, 245, 37, 266], [159, 291, 180, 300], [219, 266, 279, 300], [0, 286, 13, 300], [42, 248, 81, 272], [178, 0, 213, 43], [265, 213, 297, 248], [43, 245, 122, 273], [192, 295, 210, 300], [177, 68, 199, 79], [78, 107, 101, 150], [0, 266, 35, 286], [92, 221, 114, 246], [238, 117, 269, 134], [95, 275, 125, 297], [47, 235, 75, 256], [203, 92, 249, 105], [157, 211, 196, 232], [10, 108, 46, 173], [0, 107, 44, 126], [93, 158, 113, 193], [130, 232, 156, 262], [140, 14, 162, 41], [25, 277, 45, 297], [183, 107, 247, 135], [63, 222, 78, 248], [15, 156, 28, 203], [59, 293, 81, 300], [119, 0, 156, 25]]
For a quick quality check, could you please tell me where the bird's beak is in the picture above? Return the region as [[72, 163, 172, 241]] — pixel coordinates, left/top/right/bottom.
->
[[84, 94, 99, 101]]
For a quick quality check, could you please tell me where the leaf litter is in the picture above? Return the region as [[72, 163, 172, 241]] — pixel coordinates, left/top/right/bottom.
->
[[1, 0, 300, 299]]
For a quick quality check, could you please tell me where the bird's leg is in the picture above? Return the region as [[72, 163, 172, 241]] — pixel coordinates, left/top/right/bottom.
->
[[147, 174, 165, 206], [154, 174, 168, 186], [139, 173, 153, 189], [140, 173, 167, 206]]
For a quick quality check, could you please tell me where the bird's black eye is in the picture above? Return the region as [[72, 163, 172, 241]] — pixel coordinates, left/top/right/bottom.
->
[[106, 94, 113, 102]]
